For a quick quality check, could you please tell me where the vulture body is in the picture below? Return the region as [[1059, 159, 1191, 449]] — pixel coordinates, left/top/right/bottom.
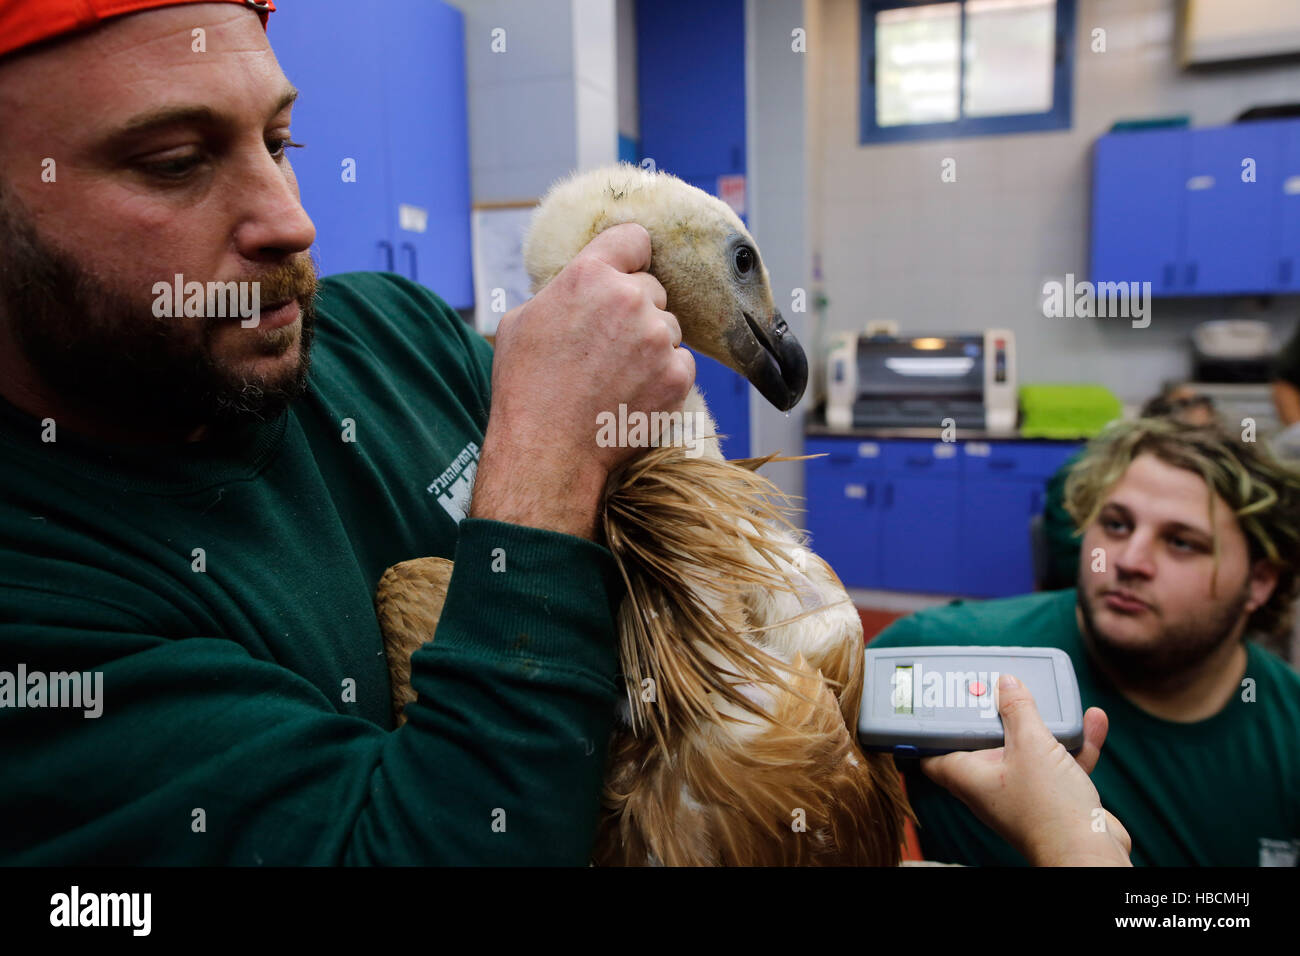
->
[[376, 163, 910, 865]]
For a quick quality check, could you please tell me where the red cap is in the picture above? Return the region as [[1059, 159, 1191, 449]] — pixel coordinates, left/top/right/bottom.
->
[[0, 0, 275, 62]]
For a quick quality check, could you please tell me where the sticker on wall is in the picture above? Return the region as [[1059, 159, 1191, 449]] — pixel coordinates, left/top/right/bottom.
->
[[399, 203, 429, 233], [471, 203, 536, 337], [717, 174, 746, 217]]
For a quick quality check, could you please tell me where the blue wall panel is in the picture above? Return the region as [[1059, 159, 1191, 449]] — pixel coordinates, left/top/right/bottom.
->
[[269, 0, 472, 306], [271, 4, 393, 276], [637, 0, 750, 453]]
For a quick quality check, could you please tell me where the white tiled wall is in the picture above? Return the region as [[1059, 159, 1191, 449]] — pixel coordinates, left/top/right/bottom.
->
[[573, 0, 618, 172], [452, 0, 616, 203]]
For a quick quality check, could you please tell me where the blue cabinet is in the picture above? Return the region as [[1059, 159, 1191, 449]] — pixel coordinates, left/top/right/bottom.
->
[[1091, 128, 1185, 294], [694, 353, 751, 461], [875, 443, 960, 592], [957, 440, 1077, 596], [1182, 124, 1282, 295], [959, 481, 1042, 597], [804, 439, 883, 588], [1280, 124, 1300, 291], [273, 9, 392, 276], [804, 437, 1082, 597], [636, 0, 746, 184], [380, 0, 474, 307], [1091, 119, 1300, 297], [638, 0, 750, 448], [270, 0, 473, 306], [877, 475, 961, 593]]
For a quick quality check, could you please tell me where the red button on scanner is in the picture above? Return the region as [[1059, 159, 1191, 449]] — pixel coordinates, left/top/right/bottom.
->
[[969, 680, 987, 697]]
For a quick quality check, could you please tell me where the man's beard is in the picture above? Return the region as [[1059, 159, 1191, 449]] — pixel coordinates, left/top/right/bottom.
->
[[1076, 577, 1249, 690], [0, 182, 319, 435]]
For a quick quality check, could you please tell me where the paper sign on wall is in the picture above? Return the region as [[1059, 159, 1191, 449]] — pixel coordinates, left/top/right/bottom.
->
[[471, 205, 536, 336], [399, 203, 429, 233], [717, 174, 746, 216]]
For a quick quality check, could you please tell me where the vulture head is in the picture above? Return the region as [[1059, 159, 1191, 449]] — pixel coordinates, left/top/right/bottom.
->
[[522, 163, 808, 411]]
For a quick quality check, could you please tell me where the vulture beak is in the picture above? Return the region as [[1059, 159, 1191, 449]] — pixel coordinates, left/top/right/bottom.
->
[[738, 310, 808, 412]]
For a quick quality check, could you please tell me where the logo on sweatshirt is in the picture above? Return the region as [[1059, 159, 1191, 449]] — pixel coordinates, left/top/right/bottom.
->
[[426, 441, 480, 524]]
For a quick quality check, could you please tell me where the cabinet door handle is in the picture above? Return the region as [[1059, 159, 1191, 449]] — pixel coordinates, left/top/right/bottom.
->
[[1281, 258, 1294, 286], [882, 481, 894, 509], [377, 240, 394, 272], [1185, 261, 1197, 288], [1162, 262, 1175, 289], [400, 242, 418, 281]]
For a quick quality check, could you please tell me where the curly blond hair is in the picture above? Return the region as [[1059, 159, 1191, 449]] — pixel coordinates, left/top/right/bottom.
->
[[1063, 418, 1300, 640]]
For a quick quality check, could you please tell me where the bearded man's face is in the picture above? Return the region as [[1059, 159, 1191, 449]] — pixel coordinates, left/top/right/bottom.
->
[[1075, 453, 1276, 688], [0, 4, 319, 436]]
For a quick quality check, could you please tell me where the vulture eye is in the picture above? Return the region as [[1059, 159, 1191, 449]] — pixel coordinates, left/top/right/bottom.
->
[[734, 245, 755, 276]]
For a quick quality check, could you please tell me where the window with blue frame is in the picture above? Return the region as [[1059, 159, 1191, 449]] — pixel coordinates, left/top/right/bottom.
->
[[860, 0, 1074, 143]]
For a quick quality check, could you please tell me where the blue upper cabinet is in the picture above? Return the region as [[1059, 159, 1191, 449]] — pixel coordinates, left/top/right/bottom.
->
[[1182, 124, 1282, 295], [382, 0, 473, 308], [272, 7, 392, 275], [693, 354, 750, 460], [637, 0, 749, 452], [1090, 128, 1185, 294], [1092, 119, 1300, 297], [636, 0, 746, 184], [1279, 124, 1300, 291], [269, 1, 472, 306]]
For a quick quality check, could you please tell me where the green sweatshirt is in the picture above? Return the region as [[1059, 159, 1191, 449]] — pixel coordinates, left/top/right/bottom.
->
[[0, 271, 624, 865], [871, 589, 1300, 867]]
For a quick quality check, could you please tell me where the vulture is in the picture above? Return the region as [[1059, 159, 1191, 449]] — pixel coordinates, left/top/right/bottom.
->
[[376, 163, 911, 865]]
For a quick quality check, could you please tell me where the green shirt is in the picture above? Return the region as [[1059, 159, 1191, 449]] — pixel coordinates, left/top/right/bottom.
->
[[0, 272, 624, 865], [871, 589, 1300, 866]]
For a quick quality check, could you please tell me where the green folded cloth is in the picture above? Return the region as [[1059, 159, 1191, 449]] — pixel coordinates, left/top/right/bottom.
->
[[1018, 384, 1123, 439]]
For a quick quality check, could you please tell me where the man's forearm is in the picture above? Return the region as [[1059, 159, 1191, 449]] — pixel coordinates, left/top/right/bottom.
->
[[469, 431, 609, 540]]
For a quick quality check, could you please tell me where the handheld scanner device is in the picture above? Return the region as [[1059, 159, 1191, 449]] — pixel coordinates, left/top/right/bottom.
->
[[857, 646, 1084, 757]]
